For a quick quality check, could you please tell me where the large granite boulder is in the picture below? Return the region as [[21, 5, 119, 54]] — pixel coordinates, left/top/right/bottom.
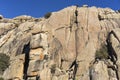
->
[[0, 6, 120, 80]]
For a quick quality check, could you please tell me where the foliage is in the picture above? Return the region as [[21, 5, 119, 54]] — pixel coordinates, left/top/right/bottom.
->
[[50, 64, 56, 74], [118, 10, 120, 13], [95, 45, 108, 59], [0, 53, 10, 74], [44, 12, 52, 19], [0, 77, 4, 80]]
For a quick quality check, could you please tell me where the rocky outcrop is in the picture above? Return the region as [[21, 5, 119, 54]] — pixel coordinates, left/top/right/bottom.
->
[[3, 54, 25, 80], [0, 5, 120, 80], [90, 61, 109, 80]]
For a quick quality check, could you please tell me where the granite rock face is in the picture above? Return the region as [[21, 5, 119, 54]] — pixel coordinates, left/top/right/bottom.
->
[[0, 6, 120, 80]]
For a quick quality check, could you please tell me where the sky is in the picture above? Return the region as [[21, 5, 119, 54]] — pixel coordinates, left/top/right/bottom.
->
[[0, 0, 120, 18]]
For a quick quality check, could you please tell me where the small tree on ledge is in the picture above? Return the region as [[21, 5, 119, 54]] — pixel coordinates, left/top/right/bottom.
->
[[44, 12, 52, 19]]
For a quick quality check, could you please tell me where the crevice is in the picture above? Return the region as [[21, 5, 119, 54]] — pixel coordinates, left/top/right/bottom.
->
[[89, 65, 93, 80], [68, 6, 79, 80], [32, 31, 48, 35], [106, 31, 119, 80], [55, 27, 65, 31], [98, 14, 104, 21], [23, 42, 30, 80], [86, 6, 89, 32], [74, 6, 79, 58], [69, 16, 73, 32], [69, 60, 78, 80], [30, 46, 44, 49], [60, 59, 64, 69], [110, 30, 120, 43], [66, 6, 79, 80], [74, 9, 78, 24], [106, 31, 118, 63]]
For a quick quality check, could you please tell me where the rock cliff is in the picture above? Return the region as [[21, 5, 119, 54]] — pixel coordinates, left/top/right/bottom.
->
[[0, 6, 120, 80]]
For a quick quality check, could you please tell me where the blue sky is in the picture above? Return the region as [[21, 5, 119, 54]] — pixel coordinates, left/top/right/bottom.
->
[[0, 0, 120, 18]]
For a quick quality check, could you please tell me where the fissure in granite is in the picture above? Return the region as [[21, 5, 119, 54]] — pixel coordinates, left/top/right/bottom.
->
[[106, 31, 120, 80], [23, 42, 30, 80]]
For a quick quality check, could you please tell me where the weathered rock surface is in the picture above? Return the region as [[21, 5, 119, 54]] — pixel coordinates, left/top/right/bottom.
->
[[3, 54, 25, 80], [90, 61, 109, 80], [0, 5, 120, 80]]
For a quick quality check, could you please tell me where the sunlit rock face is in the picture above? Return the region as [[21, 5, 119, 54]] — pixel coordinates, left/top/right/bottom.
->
[[0, 5, 120, 80]]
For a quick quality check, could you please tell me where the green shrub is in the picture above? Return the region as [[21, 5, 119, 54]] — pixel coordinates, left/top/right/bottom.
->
[[0, 77, 4, 80], [44, 12, 52, 19], [118, 10, 120, 13], [50, 64, 56, 74], [95, 45, 108, 59], [0, 53, 10, 74]]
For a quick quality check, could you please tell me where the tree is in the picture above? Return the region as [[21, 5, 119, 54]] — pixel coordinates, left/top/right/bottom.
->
[[44, 12, 52, 19]]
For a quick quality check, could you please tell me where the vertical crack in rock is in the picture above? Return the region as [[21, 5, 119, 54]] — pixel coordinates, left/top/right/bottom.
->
[[75, 6, 79, 58], [89, 66, 93, 80], [106, 31, 119, 80], [69, 60, 78, 80], [106, 31, 118, 63], [68, 6, 79, 80], [22, 42, 30, 80]]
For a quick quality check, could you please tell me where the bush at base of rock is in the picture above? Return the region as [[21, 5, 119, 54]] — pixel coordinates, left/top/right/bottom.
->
[[50, 64, 56, 74], [0, 53, 10, 74], [95, 45, 108, 59], [0, 77, 4, 80]]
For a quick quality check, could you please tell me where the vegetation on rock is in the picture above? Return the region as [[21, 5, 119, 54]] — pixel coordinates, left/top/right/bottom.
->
[[44, 12, 52, 19], [0, 77, 4, 80], [50, 64, 56, 74], [95, 45, 109, 59], [0, 53, 10, 74], [118, 10, 120, 13]]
